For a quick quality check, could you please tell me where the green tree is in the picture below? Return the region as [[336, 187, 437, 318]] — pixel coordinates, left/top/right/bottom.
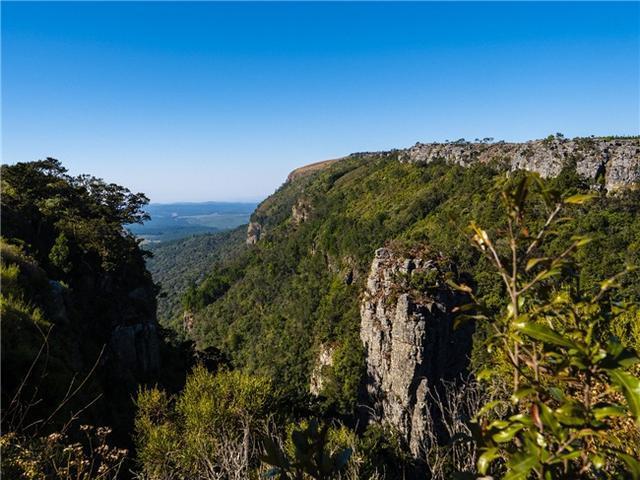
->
[[49, 232, 72, 274], [454, 175, 640, 478]]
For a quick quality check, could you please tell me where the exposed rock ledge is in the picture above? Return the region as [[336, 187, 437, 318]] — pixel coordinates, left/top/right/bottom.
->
[[246, 221, 263, 245], [360, 248, 473, 456], [399, 138, 639, 190], [310, 344, 335, 396]]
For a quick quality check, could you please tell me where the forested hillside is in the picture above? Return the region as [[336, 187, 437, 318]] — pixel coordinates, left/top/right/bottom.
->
[[1, 159, 195, 478], [146, 226, 247, 326], [174, 149, 640, 409]]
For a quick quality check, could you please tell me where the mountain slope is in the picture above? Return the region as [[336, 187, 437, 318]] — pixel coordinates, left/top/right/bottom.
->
[[146, 226, 247, 326], [176, 139, 640, 415]]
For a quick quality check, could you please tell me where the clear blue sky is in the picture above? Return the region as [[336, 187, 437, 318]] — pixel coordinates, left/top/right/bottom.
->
[[2, 2, 639, 202]]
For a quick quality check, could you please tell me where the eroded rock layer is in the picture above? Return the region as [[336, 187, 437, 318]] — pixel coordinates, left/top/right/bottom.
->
[[360, 248, 473, 455]]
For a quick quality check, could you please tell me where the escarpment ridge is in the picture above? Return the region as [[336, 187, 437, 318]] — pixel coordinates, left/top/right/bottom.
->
[[288, 137, 639, 187], [248, 136, 639, 245]]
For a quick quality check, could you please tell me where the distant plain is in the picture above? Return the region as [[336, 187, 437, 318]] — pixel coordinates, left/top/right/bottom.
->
[[129, 201, 257, 243]]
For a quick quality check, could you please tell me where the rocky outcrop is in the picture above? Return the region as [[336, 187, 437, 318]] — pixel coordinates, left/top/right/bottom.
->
[[183, 310, 195, 334], [399, 138, 639, 190], [310, 344, 335, 395], [110, 322, 160, 378], [291, 198, 311, 225], [246, 221, 263, 245], [360, 248, 473, 455]]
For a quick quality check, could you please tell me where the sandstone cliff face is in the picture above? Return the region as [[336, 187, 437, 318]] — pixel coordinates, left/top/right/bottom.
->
[[360, 248, 473, 455], [309, 344, 335, 396], [399, 138, 639, 190], [291, 198, 312, 225], [246, 221, 263, 245]]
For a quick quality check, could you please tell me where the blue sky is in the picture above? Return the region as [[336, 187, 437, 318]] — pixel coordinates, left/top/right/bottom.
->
[[2, 2, 639, 202]]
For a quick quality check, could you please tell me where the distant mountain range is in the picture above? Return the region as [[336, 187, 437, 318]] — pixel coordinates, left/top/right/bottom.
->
[[128, 201, 257, 243]]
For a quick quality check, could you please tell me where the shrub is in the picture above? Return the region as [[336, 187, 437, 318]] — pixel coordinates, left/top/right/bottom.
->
[[455, 175, 640, 478], [135, 366, 276, 479]]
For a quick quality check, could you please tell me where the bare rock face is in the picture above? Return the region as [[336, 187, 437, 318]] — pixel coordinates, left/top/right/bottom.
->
[[108, 284, 161, 381], [110, 322, 160, 378], [360, 248, 473, 455], [183, 310, 195, 334], [246, 221, 263, 245], [310, 344, 335, 396], [399, 138, 639, 190], [291, 198, 312, 225]]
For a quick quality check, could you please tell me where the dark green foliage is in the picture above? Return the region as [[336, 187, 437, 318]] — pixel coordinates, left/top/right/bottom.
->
[[315, 334, 366, 415], [262, 419, 352, 480], [145, 226, 248, 325], [182, 267, 233, 311], [1, 158, 159, 443], [357, 423, 411, 480], [48, 232, 72, 274]]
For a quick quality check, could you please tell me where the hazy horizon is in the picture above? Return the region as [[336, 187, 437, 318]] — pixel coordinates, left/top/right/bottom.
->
[[3, 1, 639, 202]]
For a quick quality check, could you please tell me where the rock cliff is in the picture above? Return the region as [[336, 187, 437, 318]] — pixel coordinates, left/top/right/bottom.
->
[[399, 138, 639, 190], [246, 221, 263, 245], [309, 344, 335, 396], [360, 248, 473, 455]]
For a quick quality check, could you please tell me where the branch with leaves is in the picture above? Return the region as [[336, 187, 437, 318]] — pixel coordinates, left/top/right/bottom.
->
[[451, 174, 640, 479]]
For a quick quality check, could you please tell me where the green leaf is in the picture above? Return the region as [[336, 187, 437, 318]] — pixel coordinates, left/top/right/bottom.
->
[[539, 403, 561, 436], [607, 369, 640, 422], [564, 193, 597, 204], [548, 387, 565, 402], [477, 447, 500, 475], [516, 322, 574, 349], [475, 400, 502, 418], [604, 338, 640, 369], [513, 176, 531, 211], [548, 450, 581, 464], [555, 401, 586, 426], [593, 404, 626, 420], [525, 257, 548, 272], [511, 387, 535, 403], [445, 279, 473, 293], [599, 277, 620, 293], [570, 234, 594, 247], [505, 451, 539, 479], [492, 424, 524, 443], [617, 452, 640, 480], [590, 454, 605, 469]]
